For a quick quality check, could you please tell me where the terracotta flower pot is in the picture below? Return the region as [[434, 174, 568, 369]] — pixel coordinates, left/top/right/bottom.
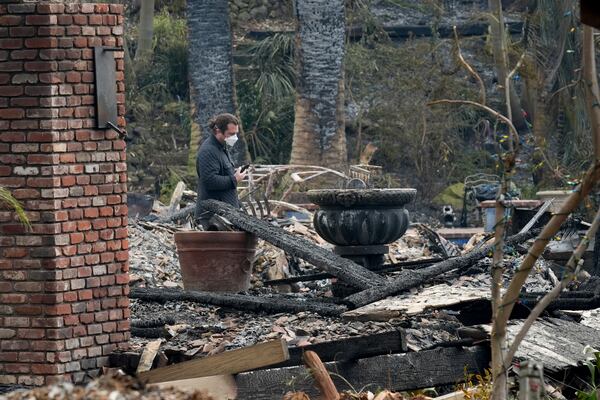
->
[[174, 231, 257, 292]]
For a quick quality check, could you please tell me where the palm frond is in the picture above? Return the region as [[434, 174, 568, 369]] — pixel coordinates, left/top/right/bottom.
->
[[248, 33, 296, 104], [0, 187, 30, 228]]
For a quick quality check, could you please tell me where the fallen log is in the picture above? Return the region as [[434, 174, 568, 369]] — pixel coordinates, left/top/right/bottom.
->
[[201, 200, 385, 289], [345, 229, 539, 308], [235, 346, 490, 400], [264, 258, 442, 286], [129, 287, 346, 317]]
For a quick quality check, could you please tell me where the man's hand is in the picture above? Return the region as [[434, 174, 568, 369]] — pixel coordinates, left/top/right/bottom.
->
[[234, 167, 247, 183]]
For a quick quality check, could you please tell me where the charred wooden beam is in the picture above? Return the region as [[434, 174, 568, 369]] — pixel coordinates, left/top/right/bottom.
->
[[131, 316, 176, 328], [130, 327, 167, 339], [345, 229, 539, 308], [112, 330, 406, 375], [129, 287, 346, 317], [264, 258, 442, 286], [201, 200, 385, 289], [235, 345, 491, 400], [271, 330, 406, 368], [520, 294, 600, 311]]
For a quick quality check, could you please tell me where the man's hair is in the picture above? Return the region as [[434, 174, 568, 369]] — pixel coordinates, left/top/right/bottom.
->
[[209, 113, 239, 134]]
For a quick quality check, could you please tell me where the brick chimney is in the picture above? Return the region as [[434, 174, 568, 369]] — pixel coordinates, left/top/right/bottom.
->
[[0, 2, 130, 385]]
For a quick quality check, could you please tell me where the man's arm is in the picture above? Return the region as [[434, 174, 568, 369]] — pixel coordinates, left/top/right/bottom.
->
[[197, 149, 236, 191]]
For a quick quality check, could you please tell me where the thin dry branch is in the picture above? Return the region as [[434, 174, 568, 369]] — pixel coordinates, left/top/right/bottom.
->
[[503, 206, 600, 367], [505, 52, 526, 123], [453, 26, 486, 105], [549, 77, 582, 102], [427, 99, 519, 152]]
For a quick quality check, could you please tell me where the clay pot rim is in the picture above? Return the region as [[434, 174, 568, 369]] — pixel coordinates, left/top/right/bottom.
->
[[174, 231, 256, 242]]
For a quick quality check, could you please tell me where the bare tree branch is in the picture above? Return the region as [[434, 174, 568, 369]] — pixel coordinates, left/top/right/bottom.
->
[[505, 52, 526, 123], [427, 99, 519, 152], [453, 26, 486, 105]]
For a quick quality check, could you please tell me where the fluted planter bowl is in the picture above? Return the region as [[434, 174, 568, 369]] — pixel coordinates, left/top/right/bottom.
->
[[307, 188, 417, 246]]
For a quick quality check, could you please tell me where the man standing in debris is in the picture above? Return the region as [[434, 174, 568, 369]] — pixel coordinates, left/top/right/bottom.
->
[[195, 113, 246, 229]]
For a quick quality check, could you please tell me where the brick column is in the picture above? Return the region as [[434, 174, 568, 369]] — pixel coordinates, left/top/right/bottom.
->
[[0, 2, 129, 385]]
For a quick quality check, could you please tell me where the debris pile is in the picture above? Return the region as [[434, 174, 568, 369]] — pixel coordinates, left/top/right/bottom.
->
[[0, 373, 214, 400], [115, 190, 600, 398], [129, 221, 183, 288], [129, 300, 405, 356]]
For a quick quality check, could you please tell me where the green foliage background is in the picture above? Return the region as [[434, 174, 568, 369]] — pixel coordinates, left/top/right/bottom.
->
[[123, 0, 593, 204]]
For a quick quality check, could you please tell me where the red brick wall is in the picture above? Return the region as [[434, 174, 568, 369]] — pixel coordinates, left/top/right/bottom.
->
[[0, 2, 129, 385]]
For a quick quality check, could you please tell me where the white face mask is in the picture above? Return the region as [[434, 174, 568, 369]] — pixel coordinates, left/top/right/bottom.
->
[[224, 134, 238, 147]]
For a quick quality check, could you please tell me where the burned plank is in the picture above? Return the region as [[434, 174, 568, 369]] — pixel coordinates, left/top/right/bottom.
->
[[519, 292, 600, 311], [345, 229, 539, 308], [343, 284, 490, 321], [477, 318, 600, 373], [235, 346, 490, 400], [201, 200, 385, 289], [129, 287, 346, 317], [114, 331, 406, 376], [264, 258, 442, 286], [139, 338, 289, 383], [270, 330, 406, 368]]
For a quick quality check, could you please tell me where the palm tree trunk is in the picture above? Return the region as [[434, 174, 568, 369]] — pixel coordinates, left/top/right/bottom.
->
[[532, 92, 548, 185], [583, 26, 600, 162], [488, 0, 526, 129], [187, 0, 249, 166], [135, 0, 155, 63], [289, 0, 348, 172]]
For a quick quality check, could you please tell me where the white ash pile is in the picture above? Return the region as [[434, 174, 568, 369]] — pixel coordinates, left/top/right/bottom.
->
[[128, 222, 182, 288]]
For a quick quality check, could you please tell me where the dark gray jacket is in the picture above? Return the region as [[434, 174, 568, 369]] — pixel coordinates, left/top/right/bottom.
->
[[195, 134, 239, 221]]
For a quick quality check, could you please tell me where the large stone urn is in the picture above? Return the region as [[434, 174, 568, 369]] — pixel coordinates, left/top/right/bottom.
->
[[307, 188, 417, 269]]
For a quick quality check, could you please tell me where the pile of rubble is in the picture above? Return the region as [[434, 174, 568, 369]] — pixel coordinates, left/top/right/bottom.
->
[[0, 373, 213, 400], [125, 204, 566, 356], [129, 221, 182, 288], [129, 300, 405, 354], [91, 189, 600, 398]]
